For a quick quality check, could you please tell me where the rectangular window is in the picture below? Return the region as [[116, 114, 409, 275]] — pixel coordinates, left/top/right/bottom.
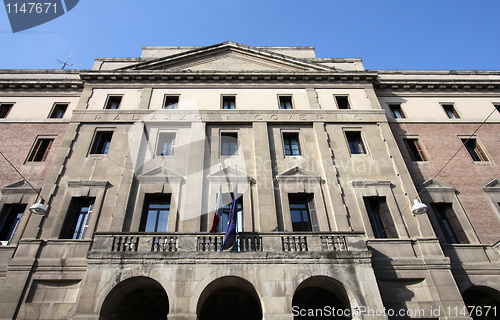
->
[[0, 204, 26, 242], [403, 138, 428, 161], [90, 131, 113, 155], [220, 132, 238, 156], [140, 194, 171, 232], [279, 96, 293, 109], [335, 96, 350, 109], [27, 138, 54, 162], [104, 96, 122, 110], [288, 194, 318, 232], [389, 104, 406, 119], [163, 95, 179, 109], [345, 131, 366, 154], [221, 96, 236, 109], [442, 104, 460, 119], [156, 132, 175, 156], [462, 138, 488, 161], [217, 193, 243, 232], [0, 103, 14, 118], [364, 197, 397, 238], [60, 198, 94, 239], [431, 203, 467, 244], [283, 132, 301, 156], [48, 103, 68, 119]]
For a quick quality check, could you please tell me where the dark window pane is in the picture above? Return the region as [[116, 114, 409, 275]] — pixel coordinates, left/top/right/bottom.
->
[[221, 133, 238, 156], [279, 96, 293, 109], [345, 131, 366, 154], [49, 103, 68, 118], [364, 197, 396, 238], [60, 198, 94, 239], [27, 138, 54, 162], [462, 139, 488, 161], [0, 103, 13, 118], [389, 104, 406, 118], [141, 195, 171, 232], [105, 96, 122, 110], [404, 138, 427, 161], [164, 96, 179, 109], [289, 194, 313, 231], [222, 96, 236, 109], [0, 204, 26, 242], [283, 133, 301, 156], [431, 203, 467, 244], [442, 104, 460, 119], [335, 96, 350, 109], [90, 131, 113, 155]]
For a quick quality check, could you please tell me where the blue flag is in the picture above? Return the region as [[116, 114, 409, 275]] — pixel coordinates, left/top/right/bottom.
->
[[222, 173, 238, 250]]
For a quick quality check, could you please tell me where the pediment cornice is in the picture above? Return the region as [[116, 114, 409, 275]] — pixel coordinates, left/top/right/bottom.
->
[[117, 41, 334, 72]]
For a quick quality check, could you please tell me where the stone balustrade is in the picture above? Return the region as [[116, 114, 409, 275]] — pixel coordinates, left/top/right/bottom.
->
[[90, 232, 368, 254]]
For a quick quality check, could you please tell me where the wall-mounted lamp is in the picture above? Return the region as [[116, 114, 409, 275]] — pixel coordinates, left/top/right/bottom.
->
[[411, 199, 429, 215]]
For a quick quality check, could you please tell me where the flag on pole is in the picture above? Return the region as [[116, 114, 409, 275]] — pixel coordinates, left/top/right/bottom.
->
[[209, 169, 222, 233], [222, 168, 238, 250]]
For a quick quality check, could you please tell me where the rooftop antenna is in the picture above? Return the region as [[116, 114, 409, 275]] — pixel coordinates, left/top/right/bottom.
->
[[55, 51, 77, 69]]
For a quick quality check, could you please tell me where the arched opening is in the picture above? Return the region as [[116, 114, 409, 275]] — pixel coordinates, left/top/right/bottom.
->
[[292, 276, 351, 319], [100, 276, 169, 320], [197, 276, 262, 320], [462, 286, 500, 320]]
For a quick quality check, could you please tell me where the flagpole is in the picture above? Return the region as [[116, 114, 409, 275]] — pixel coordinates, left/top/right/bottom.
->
[[209, 166, 222, 233], [221, 165, 238, 251]]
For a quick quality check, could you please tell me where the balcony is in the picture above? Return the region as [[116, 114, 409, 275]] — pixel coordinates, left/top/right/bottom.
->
[[89, 232, 370, 261]]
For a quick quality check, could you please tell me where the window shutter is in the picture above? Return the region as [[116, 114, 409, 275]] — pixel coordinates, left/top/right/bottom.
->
[[415, 141, 427, 161], [307, 195, 319, 232], [379, 200, 397, 238], [475, 143, 488, 161], [444, 205, 468, 244], [81, 203, 93, 239]]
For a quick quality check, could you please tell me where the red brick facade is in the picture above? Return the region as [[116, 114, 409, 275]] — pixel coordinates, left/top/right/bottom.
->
[[391, 122, 500, 244], [0, 122, 68, 189]]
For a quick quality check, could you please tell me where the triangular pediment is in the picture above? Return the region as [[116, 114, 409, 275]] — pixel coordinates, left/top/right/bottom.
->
[[484, 178, 500, 192], [420, 179, 455, 192], [2, 180, 40, 195], [137, 166, 183, 183], [119, 42, 334, 72], [277, 166, 322, 183], [207, 166, 254, 183]]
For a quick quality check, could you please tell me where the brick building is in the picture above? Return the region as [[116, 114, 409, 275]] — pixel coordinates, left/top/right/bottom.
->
[[0, 42, 499, 319]]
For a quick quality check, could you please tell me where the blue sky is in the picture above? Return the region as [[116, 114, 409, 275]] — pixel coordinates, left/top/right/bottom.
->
[[1, 0, 499, 70]]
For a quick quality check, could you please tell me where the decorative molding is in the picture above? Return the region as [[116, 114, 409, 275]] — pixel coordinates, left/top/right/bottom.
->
[[137, 167, 184, 183], [483, 178, 500, 193], [351, 180, 392, 188], [68, 180, 110, 188], [79, 71, 378, 84], [277, 166, 322, 183], [118, 41, 334, 72], [1, 180, 40, 195], [207, 166, 254, 183], [419, 178, 455, 193]]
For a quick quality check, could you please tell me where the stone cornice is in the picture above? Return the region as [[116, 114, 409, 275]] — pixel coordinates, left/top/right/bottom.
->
[[0, 70, 84, 91], [79, 71, 378, 84], [374, 79, 500, 92]]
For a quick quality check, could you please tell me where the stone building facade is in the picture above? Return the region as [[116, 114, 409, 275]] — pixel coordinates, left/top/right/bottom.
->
[[0, 42, 499, 320]]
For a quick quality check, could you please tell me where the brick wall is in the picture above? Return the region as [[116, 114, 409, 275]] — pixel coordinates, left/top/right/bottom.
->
[[0, 122, 68, 190], [390, 122, 500, 244]]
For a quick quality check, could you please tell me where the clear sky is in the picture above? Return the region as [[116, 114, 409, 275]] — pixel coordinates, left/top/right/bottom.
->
[[1, 0, 499, 70]]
